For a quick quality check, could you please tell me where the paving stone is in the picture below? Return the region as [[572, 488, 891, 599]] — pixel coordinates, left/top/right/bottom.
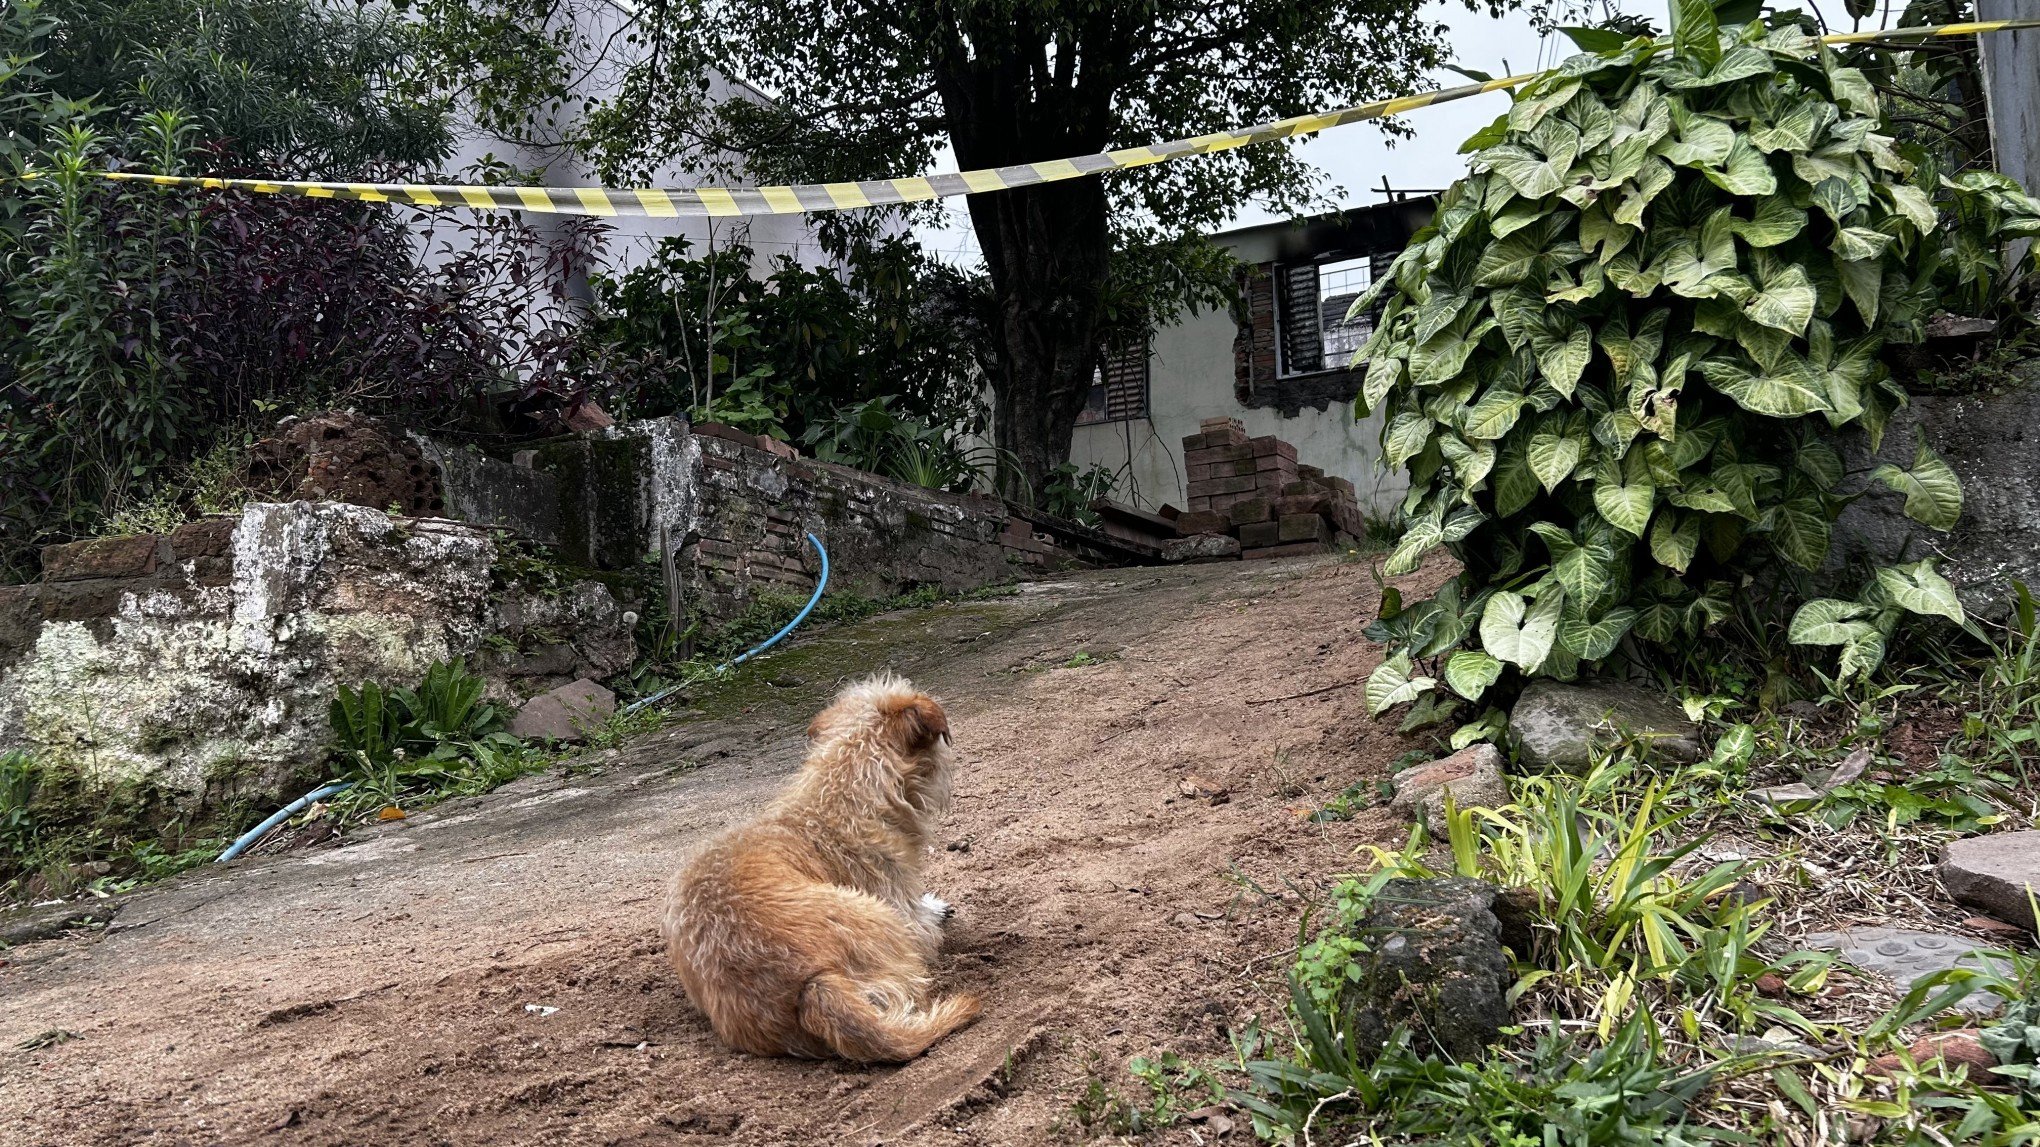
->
[[1941, 831, 2040, 933], [1804, 926, 2010, 1013]]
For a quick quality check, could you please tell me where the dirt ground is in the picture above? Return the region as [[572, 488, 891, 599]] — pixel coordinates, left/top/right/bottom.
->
[[1, 554, 1447, 1146]]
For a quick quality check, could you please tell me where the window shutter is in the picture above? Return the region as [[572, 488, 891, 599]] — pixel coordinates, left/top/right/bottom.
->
[[1099, 337, 1149, 420], [1275, 264, 1324, 374]]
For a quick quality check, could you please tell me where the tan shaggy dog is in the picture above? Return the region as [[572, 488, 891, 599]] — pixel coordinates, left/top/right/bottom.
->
[[660, 673, 981, 1062]]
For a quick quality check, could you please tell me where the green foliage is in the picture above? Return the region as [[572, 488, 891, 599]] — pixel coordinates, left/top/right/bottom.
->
[[802, 397, 1015, 495], [583, 236, 988, 446], [1360, 13, 2040, 712], [1036, 462, 1120, 525], [327, 660, 533, 816], [0, 749, 256, 903], [1232, 1000, 1725, 1145]]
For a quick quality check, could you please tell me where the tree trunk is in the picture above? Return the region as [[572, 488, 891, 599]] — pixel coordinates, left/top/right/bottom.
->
[[969, 179, 1111, 500], [932, 26, 1120, 499]]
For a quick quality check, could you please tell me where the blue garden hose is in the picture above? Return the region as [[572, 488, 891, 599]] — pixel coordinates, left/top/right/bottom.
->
[[216, 533, 830, 863], [621, 531, 829, 715], [216, 782, 353, 862]]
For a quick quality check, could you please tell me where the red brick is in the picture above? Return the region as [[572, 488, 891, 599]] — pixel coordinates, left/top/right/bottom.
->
[[1200, 416, 1245, 433], [1255, 473, 1293, 495], [1255, 453, 1299, 474], [1248, 436, 1298, 462], [1176, 510, 1231, 536], [1229, 498, 1274, 525], [1333, 504, 1368, 539], [1199, 426, 1249, 448], [1200, 474, 1259, 496], [1184, 444, 1254, 466], [1237, 521, 1282, 548], [1188, 495, 1213, 511], [1275, 493, 1332, 517], [1242, 541, 1334, 561], [41, 536, 163, 581], [1211, 491, 1258, 510], [693, 421, 764, 449], [1325, 475, 1358, 502], [168, 518, 236, 561], [1298, 464, 1325, 482], [1185, 462, 1212, 483], [1282, 479, 1329, 497], [1278, 514, 1332, 543]]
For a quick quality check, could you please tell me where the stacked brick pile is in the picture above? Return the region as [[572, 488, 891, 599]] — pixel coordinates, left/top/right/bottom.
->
[[1177, 418, 1364, 557]]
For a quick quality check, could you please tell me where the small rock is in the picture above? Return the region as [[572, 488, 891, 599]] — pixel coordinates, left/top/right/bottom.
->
[[1178, 774, 1230, 805], [1162, 534, 1242, 563], [1173, 912, 1200, 928], [509, 679, 617, 742], [1756, 973, 1788, 998], [1907, 1030, 1998, 1076], [1332, 876, 1526, 1062], [1806, 927, 2010, 1014], [1509, 680, 1703, 772], [1388, 744, 1509, 834], [1941, 832, 2040, 933]]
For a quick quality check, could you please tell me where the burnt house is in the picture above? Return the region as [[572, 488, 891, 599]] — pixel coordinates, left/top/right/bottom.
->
[[1069, 196, 1436, 516]]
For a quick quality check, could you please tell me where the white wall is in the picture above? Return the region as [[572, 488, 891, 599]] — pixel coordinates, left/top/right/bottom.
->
[[1070, 302, 1405, 518]]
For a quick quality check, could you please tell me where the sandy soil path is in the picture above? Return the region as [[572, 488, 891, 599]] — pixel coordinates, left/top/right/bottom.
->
[[1, 554, 1442, 1146]]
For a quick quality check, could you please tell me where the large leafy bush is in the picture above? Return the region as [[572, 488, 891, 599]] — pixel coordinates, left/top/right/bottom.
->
[[1358, 8, 2040, 719]]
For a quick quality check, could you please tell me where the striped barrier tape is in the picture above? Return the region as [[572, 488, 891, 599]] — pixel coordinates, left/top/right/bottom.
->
[[97, 18, 2040, 219]]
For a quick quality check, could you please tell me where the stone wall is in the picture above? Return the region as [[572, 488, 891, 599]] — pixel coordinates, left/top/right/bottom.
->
[[530, 417, 1100, 623], [0, 503, 630, 797], [0, 417, 1110, 797], [1830, 358, 2040, 618], [680, 427, 1062, 619]]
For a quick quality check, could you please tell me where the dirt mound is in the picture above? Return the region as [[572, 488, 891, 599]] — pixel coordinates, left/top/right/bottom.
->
[[243, 411, 445, 515]]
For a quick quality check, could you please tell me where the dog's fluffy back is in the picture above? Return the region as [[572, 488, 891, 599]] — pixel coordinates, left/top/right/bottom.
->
[[660, 673, 979, 1061]]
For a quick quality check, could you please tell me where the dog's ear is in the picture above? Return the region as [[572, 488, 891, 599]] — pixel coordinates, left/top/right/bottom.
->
[[881, 692, 949, 752]]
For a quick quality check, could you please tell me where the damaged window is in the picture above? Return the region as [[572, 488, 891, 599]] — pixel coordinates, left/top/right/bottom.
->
[[1077, 336, 1150, 424], [1275, 256, 1377, 377]]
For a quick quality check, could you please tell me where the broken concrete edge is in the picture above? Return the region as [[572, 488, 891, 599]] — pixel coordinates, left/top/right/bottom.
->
[[0, 898, 121, 948], [1939, 831, 2040, 934]]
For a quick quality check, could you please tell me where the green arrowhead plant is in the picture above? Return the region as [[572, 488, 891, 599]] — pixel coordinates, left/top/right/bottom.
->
[[1359, 6, 2040, 718]]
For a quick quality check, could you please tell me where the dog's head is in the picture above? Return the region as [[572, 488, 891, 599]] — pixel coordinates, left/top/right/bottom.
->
[[806, 673, 953, 815]]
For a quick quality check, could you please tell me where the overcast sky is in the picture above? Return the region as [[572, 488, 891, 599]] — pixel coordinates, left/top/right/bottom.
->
[[907, 0, 1902, 262]]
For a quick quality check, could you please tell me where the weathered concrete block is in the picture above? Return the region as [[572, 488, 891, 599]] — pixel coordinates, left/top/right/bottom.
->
[[1390, 743, 1510, 833], [0, 502, 632, 800], [1161, 535, 1241, 563], [415, 436, 564, 547], [1941, 831, 2040, 933], [1333, 876, 1525, 1061]]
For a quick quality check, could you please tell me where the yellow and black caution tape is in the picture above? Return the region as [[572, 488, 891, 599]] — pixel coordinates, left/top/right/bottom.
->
[[99, 19, 2040, 219]]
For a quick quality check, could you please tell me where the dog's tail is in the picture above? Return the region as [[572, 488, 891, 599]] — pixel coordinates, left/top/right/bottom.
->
[[796, 971, 982, 1063]]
